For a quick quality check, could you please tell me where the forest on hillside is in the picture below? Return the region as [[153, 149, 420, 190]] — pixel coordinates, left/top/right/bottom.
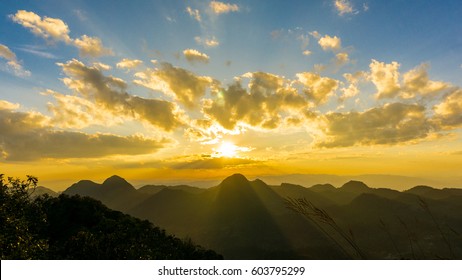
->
[[0, 174, 222, 260], [2, 173, 462, 260]]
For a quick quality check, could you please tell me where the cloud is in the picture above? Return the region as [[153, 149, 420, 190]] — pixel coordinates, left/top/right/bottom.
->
[[73, 35, 113, 57], [369, 59, 401, 99], [55, 59, 183, 131], [203, 72, 308, 130], [195, 36, 220, 48], [0, 44, 31, 77], [10, 10, 72, 42], [116, 58, 143, 70], [0, 44, 17, 61], [171, 156, 258, 170], [302, 50, 312, 56], [183, 49, 210, 64], [316, 103, 434, 147], [209, 1, 240, 14], [318, 34, 342, 51], [335, 52, 350, 66], [186, 7, 202, 22], [334, 0, 355, 16], [43, 90, 124, 129], [0, 100, 20, 110], [134, 62, 214, 109], [296, 72, 339, 104], [10, 10, 112, 57], [370, 60, 450, 99], [16, 46, 59, 59], [433, 88, 462, 129], [0, 107, 169, 161], [339, 71, 367, 100], [401, 64, 449, 98]]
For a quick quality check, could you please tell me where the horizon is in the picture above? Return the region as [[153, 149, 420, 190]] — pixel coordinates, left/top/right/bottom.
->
[[1, 1, 462, 190], [34, 172, 462, 192]]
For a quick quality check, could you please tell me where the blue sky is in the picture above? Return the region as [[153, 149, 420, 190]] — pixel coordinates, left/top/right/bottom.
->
[[1, 0, 462, 188]]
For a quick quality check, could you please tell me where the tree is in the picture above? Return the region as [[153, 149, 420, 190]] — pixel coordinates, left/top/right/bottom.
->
[[1, 174, 222, 260], [0, 174, 47, 259]]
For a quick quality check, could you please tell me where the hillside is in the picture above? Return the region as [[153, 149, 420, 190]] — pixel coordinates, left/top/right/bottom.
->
[[0, 175, 222, 260], [57, 174, 462, 259]]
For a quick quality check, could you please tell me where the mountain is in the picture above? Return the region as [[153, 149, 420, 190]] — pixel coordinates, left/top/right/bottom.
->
[[137, 184, 205, 195], [62, 174, 462, 259], [64, 175, 146, 211], [129, 174, 344, 259], [1, 176, 222, 260], [309, 183, 336, 192], [29, 186, 58, 198], [405, 185, 462, 200], [257, 173, 452, 190]]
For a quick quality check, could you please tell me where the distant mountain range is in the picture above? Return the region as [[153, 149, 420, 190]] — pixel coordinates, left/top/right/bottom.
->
[[37, 174, 462, 259]]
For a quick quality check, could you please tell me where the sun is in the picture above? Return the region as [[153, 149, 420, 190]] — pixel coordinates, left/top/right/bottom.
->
[[215, 141, 238, 158]]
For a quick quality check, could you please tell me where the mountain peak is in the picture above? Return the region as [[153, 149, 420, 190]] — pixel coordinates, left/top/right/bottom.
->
[[221, 173, 249, 185], [341, 180, 370, 192], [102, 175, 134, 190]]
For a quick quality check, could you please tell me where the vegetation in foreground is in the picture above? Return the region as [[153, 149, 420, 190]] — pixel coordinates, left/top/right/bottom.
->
[[0, 174, 222, 260]]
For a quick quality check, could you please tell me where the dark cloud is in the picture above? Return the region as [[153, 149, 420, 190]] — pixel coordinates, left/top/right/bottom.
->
[[203, 72, 308, 130], [134, 62, 214, 109], [0, 108, 169, 161], [56, 59, 183, 131], [433, 88, 462, 128], [316, 103, 435, 147]]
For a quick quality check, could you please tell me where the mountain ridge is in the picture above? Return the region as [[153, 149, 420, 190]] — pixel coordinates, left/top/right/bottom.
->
[[54, 173, 462, 259]]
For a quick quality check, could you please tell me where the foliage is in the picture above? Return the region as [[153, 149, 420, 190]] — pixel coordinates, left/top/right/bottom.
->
[[0, 174, 222, 260], [286, 197, 367, 259], [0, 174, 48, 259]]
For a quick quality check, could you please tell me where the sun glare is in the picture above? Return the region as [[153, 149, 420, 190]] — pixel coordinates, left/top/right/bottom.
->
[[215, 141, 238, 158]]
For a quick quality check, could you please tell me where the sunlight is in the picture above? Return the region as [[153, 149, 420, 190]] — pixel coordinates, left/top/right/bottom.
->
[[215, 141, 238, 158]]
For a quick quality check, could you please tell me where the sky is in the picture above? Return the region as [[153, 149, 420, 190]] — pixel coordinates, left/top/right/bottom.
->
[[1, 0, 462, 190]]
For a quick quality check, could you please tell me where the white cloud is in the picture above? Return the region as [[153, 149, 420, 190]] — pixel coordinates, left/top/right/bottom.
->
[[209, 1, 240, 14], [335, 52, 350, 65], [318, 34, 342, 51], [302, 50, 312, 56], [334, 0, 355, 16], [10, 10, 72, 43], [369, 61, 450, 99], [183, 49, 210, 64], [195, 36, 220, 48], [369, 59, 401, 99], [10, 10, 112, 57], [186, 7, 202, 22], [73, 35, 112, 57], [0, 44, 31, 77], [116, 58, 143, 70]]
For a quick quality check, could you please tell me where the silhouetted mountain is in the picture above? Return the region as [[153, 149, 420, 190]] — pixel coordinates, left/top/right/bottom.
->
[[64, 176, 146, 211], [29, 186, 58, 198], [310, 183, 336, 192], [60, 174, 462, 260], [405, 185, 462, 200], [137, 184, 205, 195], [341, 180, 371, 193], [130, 174, 344, 259], [271, 183, 334, 207]]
